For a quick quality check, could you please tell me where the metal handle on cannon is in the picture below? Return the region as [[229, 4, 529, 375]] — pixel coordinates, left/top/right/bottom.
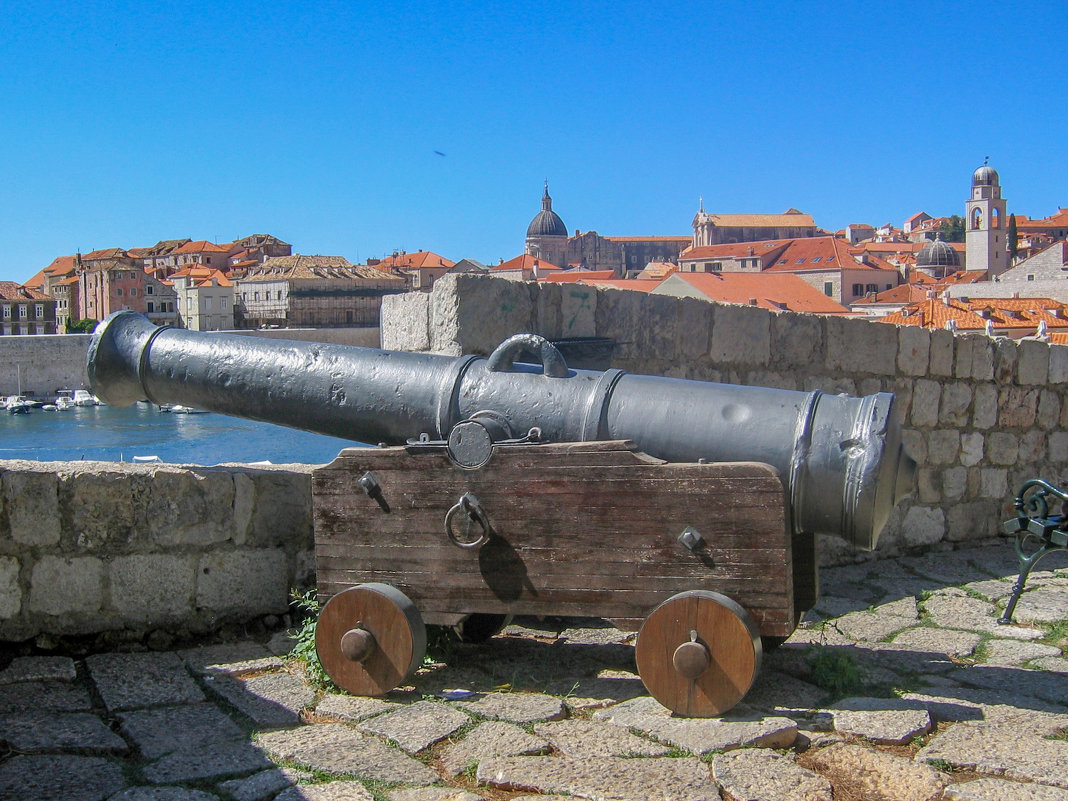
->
[[444, 492, 492, 549], [486, 334, 569, 378]]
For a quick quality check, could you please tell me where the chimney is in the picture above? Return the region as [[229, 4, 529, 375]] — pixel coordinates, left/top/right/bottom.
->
[[748, 298, 758, 305]]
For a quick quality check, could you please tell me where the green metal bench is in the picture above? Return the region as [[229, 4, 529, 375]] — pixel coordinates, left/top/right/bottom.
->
[[999, 478, 1068, 625]]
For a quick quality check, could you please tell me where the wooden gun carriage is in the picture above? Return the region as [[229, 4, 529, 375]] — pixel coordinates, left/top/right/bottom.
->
[[87, 313, 916, 717]]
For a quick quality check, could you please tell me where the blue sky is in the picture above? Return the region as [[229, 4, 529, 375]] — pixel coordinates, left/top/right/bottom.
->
[[3, 1, 1066, 283]]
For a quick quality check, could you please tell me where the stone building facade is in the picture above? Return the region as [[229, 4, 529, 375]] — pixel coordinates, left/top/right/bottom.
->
[[0, 283, 56, 336]]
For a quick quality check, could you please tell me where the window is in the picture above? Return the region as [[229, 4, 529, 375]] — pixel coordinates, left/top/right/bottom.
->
[[130, 288, 137, 296], [823, 282, 833, 297], [147, 301, 155, 313], [35, 304, 43, 318], [116, 288, 123, 296], [796, 258, 806, 264], [865, 284, 878, 294], [205, 297, 212, 311], [186, 298, 192, 311], [711, 262, 722, 272], [811, 257, 821, 263], [18, 305, 26, 319], [277, 291, 283, 300], [147, 285, 154, 295], [852, 284, 863, 296], [1028, 275, 1035, 281], [254, 292, 260, 301]]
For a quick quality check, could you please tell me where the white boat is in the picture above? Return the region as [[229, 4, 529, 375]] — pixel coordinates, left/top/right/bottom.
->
[[132, 455, 161, 462], [73, 390, 98, 406], [42, 404, 58, 411], [5, 396, 32, 414], [54, 397, 75, 411], [169, 405, 207, 414]]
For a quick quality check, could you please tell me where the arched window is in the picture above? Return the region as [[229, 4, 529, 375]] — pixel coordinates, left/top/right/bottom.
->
[[971, 208, 983, 230], [992, 207, 1001, 228]]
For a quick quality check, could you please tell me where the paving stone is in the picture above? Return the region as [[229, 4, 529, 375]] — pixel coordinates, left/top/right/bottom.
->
[[142, 740, 274, 784], [830, 611, 917, 642], [179, 641, 281, 676], [118, 702, 245, 759], [257, 723, 438, 784], [204, 672, 313, 727], [219, 767, 315, 801], [592, 698, 796, 754], [724, 669, 828, 716], [315, 692, 404, 722], [0, 679, 93, 713], [109, 789, 220, 800], [275, 782, 375, 801], [902, 688, 1068, 725], [962, 579, 1015, 602], [917, 717, 1068, 787], [889, 626, 983, 657], [0, 754, 127, 801], [856, 640, 958, 677], [900, 552, 992, 585], [712, 748, 832, 801], [534, 719, 669, 758], [944, 777, 1068, 800], [0, 711, 128, 753], [956, 664, 1068, 706], [872, 596, 921, 618], [826, 697, 933, 744], [980, 638, 1062, 666], [85, 652, 204, 712], [543, 670, 646, 711], [557, 624, 634, 645], [268, 631, 298, 656], [807, 742, 949, 801], [457, 692, 566, 724], [356, 700, 470, 753], [0, 655, 77, 684], [1033, 655, 1068, 673], [1007, 587, 1068, 625], [810, 594, 871, 619], [440, 720, 548, 777], [477, 755, 716, 801], [872, 577, 936, 602], [781, 623, 855, 648], [389, 788, 484, 801], [922, 595, 1044, 640]]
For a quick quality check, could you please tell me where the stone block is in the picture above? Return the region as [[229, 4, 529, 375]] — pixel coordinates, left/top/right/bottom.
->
[[916, 469, 940, 504], [0, 557, 20, 619], [1017, 339, 1051, 385], [804, 375, 855, 395], [147, 469, 235, 548], [911, 380, 940, 428], [232, 473, 254, 545], [380, 292, 430, 352], [1018, 430, 1046, 463], [1050, 343, 1068, 383], [3, 470, 60, 547], [901, 430, 927, 465], [710, 303, 770, 366], [248, 471, 313, 548], [196, 550, 289, 616], [28, 556, 103, 616], [955, 335, 994, 381], [559, 284, 597, 339], [771, 312, 824, 369], [634, 293, 680, 367], [70, 468, 140, 550], [979, 469, 1008, 500], [927, 430, 960, 465], [678, 297, 712, 361], [1038, 389, 1062, 430], [992, 338, 1017, 383], [901, 506, 945, 547], [972, 385, 999, 430], [938, 383, 972, 427], [534, 281, 563, 339], [945, 501, 1000, 542], [959, 432, 984, 467], [594, 286, 645, 365], [1050, 431, 1068, 463], [108, 554, 196, 624], [942, 467, 968, 501], [897, 325, 930, 376], [929, 329, 955, 376], [889, 378, 914, 424], [985, 432, 1018, 466], [998, 387, 1038, 428], [826, 316, 896, 375], [453, 275, 537, 356], [859, 377, 885, 396]]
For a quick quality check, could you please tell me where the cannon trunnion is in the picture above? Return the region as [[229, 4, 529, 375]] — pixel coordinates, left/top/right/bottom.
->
[[87, 311, 917, 716]]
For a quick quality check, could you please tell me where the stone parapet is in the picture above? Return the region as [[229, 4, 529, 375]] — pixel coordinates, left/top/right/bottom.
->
[[383, 274, 1068, 559], [0, 460, 313, 644]]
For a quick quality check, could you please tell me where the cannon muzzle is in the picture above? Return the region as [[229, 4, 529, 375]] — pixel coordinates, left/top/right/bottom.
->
[[88, 311, 915, 550]]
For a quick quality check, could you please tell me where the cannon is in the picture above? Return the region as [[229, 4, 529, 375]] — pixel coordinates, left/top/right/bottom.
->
[[89, 311, 915, 716]]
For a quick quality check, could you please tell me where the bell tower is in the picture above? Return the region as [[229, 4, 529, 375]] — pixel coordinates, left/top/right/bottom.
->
[[966, 159, 1008, 277]]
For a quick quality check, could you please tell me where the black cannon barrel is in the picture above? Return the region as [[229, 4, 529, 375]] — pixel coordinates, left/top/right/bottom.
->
[[88, 311, 915, 550]]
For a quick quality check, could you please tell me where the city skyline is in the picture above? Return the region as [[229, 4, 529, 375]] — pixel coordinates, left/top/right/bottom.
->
[[3, 1, 1066, 284]]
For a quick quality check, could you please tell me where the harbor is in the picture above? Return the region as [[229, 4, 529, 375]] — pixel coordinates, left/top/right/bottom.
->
[[0, 401, 360, 465]]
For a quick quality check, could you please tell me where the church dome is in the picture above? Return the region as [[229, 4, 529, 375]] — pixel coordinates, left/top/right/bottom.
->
[[527, 185, 567, 238], [917, 237, 960, 268], [973, 164, 999, 186]]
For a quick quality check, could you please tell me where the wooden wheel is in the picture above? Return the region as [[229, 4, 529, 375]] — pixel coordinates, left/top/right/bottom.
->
[[635, 590, 761, 717], [315, 583, 427, 696]]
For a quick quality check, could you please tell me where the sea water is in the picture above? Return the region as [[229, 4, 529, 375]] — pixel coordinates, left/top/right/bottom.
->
[[0, 403, 364, 465]]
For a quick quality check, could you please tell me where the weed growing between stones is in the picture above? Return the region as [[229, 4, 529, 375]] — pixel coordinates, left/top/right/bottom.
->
[[1040, 619, 1068, 650], [806, 647, 864, 698], [287, 589, 334, 691]]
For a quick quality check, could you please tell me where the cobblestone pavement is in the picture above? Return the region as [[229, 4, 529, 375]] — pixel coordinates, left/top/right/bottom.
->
[[0, 543, 1066, 801]]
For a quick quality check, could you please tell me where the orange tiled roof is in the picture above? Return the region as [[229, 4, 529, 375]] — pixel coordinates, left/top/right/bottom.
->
[[602, 236, 691, 243], [83, 247, 127, 260], [878, 296, 1068, 332], [44, 255, 77, 276], [373, 250, 455, 270], [540, 270, 616, 282], [853, 284, 936, 306], [662, 272, 850, 313], [0, 282, 50, 301], [696, 212, 817, 228], [764, 237, 896, 273], [22, 270, 47, 291], [579, 279, 661, 292], [175, 240, 232, 254], [493, 254, 562, 272]]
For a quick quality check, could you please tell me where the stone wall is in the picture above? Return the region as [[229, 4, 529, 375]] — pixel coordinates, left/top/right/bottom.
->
[[0, 460, 314, 646], [383, 273, 1068, 560], [0, 327, 380, 398]]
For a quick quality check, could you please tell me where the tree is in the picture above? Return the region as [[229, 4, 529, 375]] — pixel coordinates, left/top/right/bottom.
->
[[67, 318, 98, 334], [1008, 213, 1019, 262], [939, 215, 965, 242]]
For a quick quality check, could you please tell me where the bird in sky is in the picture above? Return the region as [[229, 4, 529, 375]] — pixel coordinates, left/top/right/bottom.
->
[[433, 150, 446, 157]]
